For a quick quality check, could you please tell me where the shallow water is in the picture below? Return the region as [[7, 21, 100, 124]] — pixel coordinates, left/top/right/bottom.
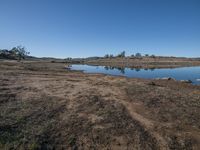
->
[[70, 64, 200, 85]]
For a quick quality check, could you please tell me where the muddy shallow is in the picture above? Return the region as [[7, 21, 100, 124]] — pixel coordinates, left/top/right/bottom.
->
[[0, 61, 200, 149]]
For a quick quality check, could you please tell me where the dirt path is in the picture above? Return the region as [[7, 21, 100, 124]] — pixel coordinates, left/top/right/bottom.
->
[[93, 77, 169, 149], [117, 98, 169, 149]]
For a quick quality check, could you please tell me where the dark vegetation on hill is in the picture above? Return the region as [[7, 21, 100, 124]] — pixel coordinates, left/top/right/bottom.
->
[[84, 51, 200, 69], [0, 46, 30, 61], [1, 47, 200, 69]]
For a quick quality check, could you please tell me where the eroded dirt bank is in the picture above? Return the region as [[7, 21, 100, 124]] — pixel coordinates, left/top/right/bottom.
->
[[0, 61, 200, 149]]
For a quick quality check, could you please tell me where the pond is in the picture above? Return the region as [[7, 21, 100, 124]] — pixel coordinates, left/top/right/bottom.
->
[[70, 64, 200, 85]]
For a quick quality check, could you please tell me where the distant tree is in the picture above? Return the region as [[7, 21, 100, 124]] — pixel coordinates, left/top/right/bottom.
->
[[11, 46, 30, 61], [10, 49, 17, 55], [117, 51, 126, 57], [65, 57, 72, 60], [135, 53, 142, 57], [145, 54, 149, 57], [104, 54, 109, 58], [151, 54, 156, 58], [121, 51, 125, 57], [131, 54, 135, 57], [0, 49, 8, 54], [0, 49, 9, 59], [109, 54, 114, 58]]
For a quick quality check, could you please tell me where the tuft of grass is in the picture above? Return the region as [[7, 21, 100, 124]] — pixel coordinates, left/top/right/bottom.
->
[[28, 141, 40, 150]]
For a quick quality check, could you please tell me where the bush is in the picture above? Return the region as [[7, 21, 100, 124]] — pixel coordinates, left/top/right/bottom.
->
[[151, 55, 156, 58], [135, 53, 142, 57], [131, 54, 135, 57]]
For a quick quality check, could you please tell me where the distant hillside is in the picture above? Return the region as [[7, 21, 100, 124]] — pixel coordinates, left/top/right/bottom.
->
[[84, 56, 200, 69]]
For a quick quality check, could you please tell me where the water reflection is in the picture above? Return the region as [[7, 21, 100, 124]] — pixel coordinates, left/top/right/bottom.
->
[[103, 66, 155, 74], [104, 66, 125, 74]]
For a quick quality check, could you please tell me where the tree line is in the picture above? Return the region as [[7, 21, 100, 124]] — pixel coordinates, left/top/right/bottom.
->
[[104, 51, 156, 58]]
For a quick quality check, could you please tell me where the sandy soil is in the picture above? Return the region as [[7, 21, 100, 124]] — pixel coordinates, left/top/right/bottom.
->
[[0, 60, 200, 149]]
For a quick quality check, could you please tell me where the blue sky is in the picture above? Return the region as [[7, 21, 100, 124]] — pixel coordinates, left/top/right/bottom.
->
[[0, 0, 200, 58]]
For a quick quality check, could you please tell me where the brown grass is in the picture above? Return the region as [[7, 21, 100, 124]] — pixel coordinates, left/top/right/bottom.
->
[[0, 60, 200, 149]]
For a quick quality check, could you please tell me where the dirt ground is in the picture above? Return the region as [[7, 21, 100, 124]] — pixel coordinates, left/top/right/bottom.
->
[[0, 60, 200, 150]]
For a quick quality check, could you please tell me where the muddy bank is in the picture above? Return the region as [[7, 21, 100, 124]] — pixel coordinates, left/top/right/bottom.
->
[[0, 61, 200, 149]]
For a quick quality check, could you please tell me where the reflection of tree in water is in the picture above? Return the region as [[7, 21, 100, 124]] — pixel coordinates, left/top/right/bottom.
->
[[104, 66, 155, 73], [117, 67, 125, 74], [104, 66, 125, 74], [130, 67, 141, 72], [150, 68, 155, 71], [135, 68, 141, 72], [104, 66, 115, 70], [104, 66, 109, 70], [110, 66, 115, 70]]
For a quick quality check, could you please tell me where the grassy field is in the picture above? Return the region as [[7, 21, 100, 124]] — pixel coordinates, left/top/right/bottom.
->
[[0, 60, 200, 149]]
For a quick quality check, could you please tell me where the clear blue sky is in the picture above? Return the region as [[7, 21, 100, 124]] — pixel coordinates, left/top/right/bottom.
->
[[0, 0, 200, 58]]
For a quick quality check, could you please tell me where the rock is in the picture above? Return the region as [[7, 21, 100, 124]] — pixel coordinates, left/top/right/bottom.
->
[[148, 81, 156, 86], [161, 77, 169, 80], [155, 78, 161, 80], [64, 65, 71, 69], [159, 77, 175, 81], [180, 80, 192, 83]]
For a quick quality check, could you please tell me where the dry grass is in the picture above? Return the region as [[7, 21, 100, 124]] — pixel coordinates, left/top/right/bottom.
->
[[0, 60, 200, 149]]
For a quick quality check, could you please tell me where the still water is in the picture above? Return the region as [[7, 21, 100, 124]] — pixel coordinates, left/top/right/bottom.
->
[[70, 64, 200, 85]]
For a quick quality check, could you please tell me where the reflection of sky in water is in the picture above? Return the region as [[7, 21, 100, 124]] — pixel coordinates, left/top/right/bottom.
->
[[71, 65, 200, 85]]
